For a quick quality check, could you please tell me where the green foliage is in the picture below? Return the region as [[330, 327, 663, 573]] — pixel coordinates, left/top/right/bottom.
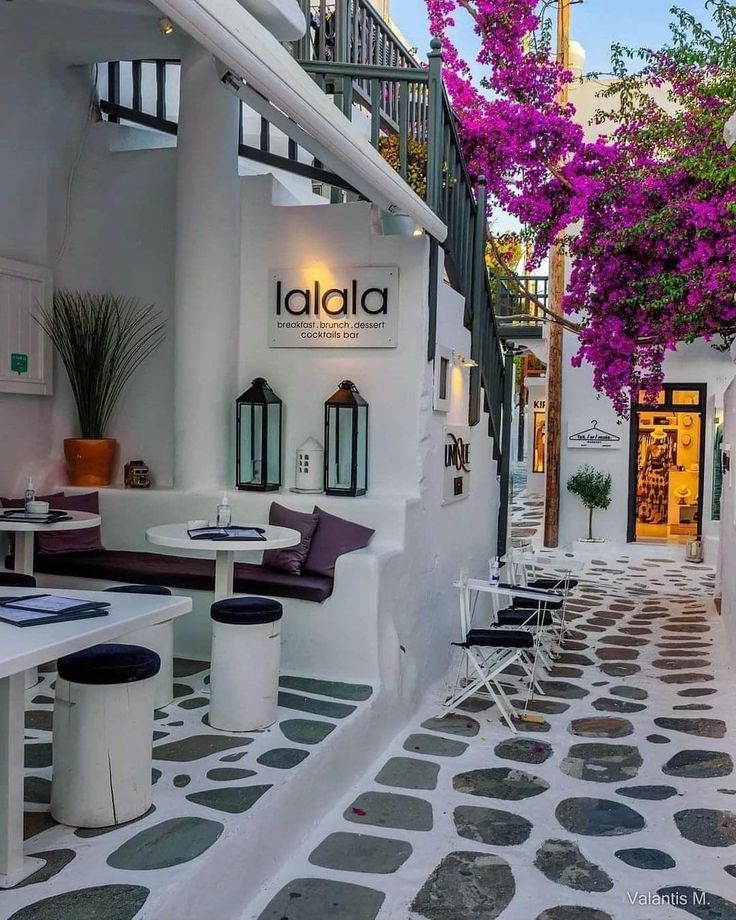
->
[[36, 291, 165, 439], [567, 465, 613, 541], [379, 134, 428, 199]]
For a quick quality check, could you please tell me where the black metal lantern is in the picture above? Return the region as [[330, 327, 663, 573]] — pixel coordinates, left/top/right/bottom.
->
[[236, 378, 282, 491], [324, 380, 368, 496]]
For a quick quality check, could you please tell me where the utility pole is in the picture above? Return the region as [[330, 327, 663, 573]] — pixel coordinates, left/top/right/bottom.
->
[[543, 0, 571, 547]]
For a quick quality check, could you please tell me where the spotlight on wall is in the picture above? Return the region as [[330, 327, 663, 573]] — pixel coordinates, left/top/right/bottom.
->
[[158, 16, 174, 35], [453, 352, 478, 369]]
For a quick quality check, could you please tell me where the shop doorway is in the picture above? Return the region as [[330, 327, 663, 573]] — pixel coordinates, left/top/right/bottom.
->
[[627, 384, 706, 543]]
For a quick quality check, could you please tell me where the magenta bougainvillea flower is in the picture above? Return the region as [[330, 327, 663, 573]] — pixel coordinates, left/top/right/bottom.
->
[[425, 0, 736, 413]]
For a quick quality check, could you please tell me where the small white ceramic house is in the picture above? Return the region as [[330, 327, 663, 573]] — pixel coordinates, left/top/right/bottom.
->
[[294, 437, 324, 492]]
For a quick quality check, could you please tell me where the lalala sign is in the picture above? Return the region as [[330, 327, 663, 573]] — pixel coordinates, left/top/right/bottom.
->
[[269, 267, 399, 348], [443, 426, 471, 504]]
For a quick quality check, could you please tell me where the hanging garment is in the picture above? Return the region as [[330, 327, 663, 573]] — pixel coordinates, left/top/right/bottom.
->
[[637, 434, 674, 525]]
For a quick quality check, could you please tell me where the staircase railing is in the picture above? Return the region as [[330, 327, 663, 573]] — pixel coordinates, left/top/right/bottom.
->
[[97, 26, 506, 447]]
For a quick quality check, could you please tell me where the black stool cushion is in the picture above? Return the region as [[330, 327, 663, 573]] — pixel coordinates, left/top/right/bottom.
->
[[497, 608, 556, 627], [0, 572, 37, 588], [211, 596, 283, 625], [529, 577, 579, 591], [58, 643, 161, 685], [462, 628, 534, 649], [104, 584, 172, 596]]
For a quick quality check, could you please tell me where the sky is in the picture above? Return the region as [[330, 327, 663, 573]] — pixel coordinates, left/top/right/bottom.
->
[[391, 0, 716, 74]]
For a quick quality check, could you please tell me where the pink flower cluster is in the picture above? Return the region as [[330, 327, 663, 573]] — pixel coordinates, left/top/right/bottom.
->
[[425, 0, 736, 414]]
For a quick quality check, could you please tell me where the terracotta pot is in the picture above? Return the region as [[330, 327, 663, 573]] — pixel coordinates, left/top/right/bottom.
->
[[64, 438, 118, 486]]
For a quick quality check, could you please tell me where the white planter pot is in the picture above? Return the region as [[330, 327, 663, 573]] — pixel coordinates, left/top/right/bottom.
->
[[573, 538, 607, 556]]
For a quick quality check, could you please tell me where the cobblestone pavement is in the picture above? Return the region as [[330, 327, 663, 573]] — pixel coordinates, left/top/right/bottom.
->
[[4, 669, 372, 919], [252, 555, 732, 920]]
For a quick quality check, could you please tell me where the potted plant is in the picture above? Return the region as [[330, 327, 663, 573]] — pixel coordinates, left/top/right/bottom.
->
[[36, 291, 165, 486], [566, 465, 612, 544]]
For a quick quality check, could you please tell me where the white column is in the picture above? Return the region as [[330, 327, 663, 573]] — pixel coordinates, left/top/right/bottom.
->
[[174, 41, 241, 489]]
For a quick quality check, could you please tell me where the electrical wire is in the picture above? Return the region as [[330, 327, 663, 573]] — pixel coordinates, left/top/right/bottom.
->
[[54, 63, 98, 268]]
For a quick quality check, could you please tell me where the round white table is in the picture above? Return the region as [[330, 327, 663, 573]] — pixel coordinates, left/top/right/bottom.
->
[[0, 510, 102, 579], [0, 510, 102, 689], [146, 523, 301, 599]]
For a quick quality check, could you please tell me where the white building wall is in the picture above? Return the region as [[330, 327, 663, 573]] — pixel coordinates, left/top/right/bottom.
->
[[559, 331, 733, 553], [719, 376, 736, 650]]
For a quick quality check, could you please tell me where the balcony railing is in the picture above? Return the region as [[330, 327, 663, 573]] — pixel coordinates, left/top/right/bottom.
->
[[290, 0, 418, 72], [494, 275, 548, 321]]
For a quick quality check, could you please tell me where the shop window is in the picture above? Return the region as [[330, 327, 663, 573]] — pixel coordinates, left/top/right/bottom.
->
[[672, 389, 701, 406], [633, 390, 704, 543], [637, 389, 665, 406], [533, 410, 546, 473]]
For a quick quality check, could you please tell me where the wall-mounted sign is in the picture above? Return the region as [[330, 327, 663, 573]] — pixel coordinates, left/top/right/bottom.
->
[[567, 417, 622, 450], [533, 398, 546, 411], [10, 353, 28, 374], [269, 267, 399, 348], [443, 425, 471, 504]]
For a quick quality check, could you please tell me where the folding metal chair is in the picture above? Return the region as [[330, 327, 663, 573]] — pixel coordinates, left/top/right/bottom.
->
[[444, 575, 539, 733], [506, 544, 579, 647]]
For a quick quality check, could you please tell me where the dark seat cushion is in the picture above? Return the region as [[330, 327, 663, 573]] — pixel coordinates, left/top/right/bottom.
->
[[211, 596, 283, 625], [512, 595, 564, 610], [58, 643, 160, 685], [496, 608, 556, 627], [262, 502, 319, 575], [529, 577, 579, 591], [461, 628, 534, 649], [29, 550, 334, 603], [303, 506, 374, 577], [0, 572, 37, 588], [104, 584, 172, 596], [36, 492, 103, 555]]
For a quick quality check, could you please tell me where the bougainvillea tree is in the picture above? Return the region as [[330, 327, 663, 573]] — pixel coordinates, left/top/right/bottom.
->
[[425, 0, 736, 413]]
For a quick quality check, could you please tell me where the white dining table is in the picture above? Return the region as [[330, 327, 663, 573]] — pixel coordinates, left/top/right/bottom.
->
[[0, 587, 192, 888], [0, 511, 101, 578], [145, 523, 301, 600]]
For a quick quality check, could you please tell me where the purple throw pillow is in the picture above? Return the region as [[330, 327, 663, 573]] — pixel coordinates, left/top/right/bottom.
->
[[36, 492, 104, 555], [262, 502, 320, 576], [303, 506, 374, 578], [1, 493, 64, 555]]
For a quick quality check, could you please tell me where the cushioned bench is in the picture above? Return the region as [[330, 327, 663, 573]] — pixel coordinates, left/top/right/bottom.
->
[[9, 550, 334, 603]]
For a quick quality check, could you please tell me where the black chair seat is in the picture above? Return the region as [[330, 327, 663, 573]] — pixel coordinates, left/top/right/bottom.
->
[[460, 628, 534, 649], [529, 577, 578, 591], [58, 643, 161, 685], [211, 596, 283, 626], [512, 594, 564, 610], [104, 584, 172, 596], [0, 572, 36, 588], [496, 608, 556, 627]]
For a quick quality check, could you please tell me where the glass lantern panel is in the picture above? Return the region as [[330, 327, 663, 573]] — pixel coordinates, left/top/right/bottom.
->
[[266, 404, 281, 486], [327, 405, 355, 491], [356, 405, 368, 492], [240, 404, 264, 485]]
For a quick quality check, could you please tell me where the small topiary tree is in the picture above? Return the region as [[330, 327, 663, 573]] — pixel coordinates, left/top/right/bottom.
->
[[566, 465, 612, 542]]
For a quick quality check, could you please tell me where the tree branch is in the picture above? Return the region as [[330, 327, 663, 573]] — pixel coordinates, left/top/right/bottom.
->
[[487, 234, 580, 334]]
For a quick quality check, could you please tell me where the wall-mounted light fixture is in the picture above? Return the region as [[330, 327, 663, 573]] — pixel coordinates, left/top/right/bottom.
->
[[158, 16, 174, 35], [453, 352, 478, 369]]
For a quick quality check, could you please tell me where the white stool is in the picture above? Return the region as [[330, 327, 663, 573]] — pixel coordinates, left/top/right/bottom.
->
[[51, 643, 160, 828], [104, 585, 174, 708], [209, 597, 283, 732]]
